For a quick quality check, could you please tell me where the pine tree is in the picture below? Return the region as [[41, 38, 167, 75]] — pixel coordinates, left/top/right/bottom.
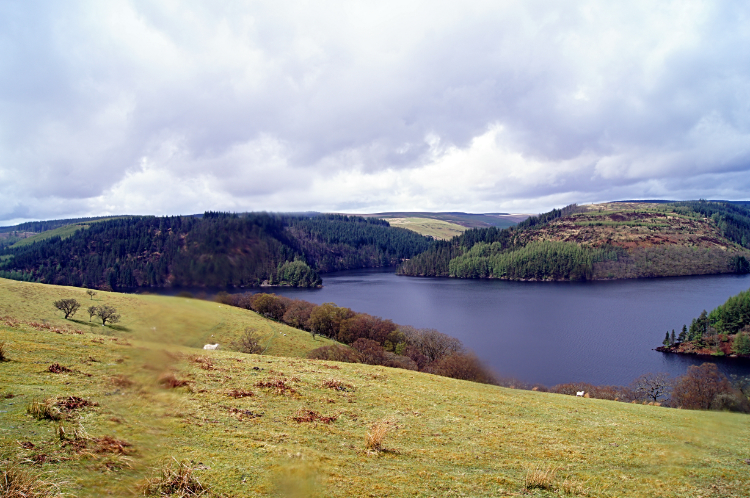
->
[[663, 332, 670, 347], [678, 324, 687, 342], [670, 329, 676, 346]]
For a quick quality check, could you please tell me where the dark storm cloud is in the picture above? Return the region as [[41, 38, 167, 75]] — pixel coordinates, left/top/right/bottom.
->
[[1, 0, 750, 225]]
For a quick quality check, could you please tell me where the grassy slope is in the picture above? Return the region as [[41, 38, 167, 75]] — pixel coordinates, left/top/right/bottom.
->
[[0, 278, 334, 357], [382, 217, 468, 240], [8, 217, 126, 248], [1, 321, 748, 497], [0, 279, 748, 497]]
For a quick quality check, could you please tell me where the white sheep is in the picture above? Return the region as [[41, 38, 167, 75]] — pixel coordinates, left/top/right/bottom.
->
[[203, 343, 220, 350], [576, 391, 585, 397]]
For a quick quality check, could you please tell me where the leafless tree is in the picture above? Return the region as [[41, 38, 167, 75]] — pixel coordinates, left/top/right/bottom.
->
[[86, 289, 97, 300], [87, 306, 98, 322], [232, 328, 263, 354], [53, 299, 80, 319], [402, 327, 463, 364], [630, 372, 672, 402]]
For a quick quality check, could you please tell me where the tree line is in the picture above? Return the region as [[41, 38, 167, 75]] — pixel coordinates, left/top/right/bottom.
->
[[0, 212, 431, 290], [661, 287, 750, 356], [217, 292, 497, 384]]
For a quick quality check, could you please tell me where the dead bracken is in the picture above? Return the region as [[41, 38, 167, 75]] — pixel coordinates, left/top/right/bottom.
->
[[48, 363, 72, 374], [255, 377, 298, 395], [292, 408, 338, 424]]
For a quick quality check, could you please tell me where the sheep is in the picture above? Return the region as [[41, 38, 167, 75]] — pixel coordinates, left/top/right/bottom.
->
[[203, 343, 220, 350], [576, 391, 585, 397]]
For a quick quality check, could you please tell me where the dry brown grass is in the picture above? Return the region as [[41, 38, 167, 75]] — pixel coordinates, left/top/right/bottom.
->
[[139, 458, 209, 497], [0, 466, 61, 498], [365, 418, 393, 452], [0, 341, 7, 362], [26, 399, 62, 421], [524, 465, 557, 490]]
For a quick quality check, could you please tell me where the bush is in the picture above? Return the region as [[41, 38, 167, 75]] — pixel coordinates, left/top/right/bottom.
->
[[672, 363, 732, 410], [0, 341, 7, 362], [710, 391, 750, 413], [365, 418, 393, 452], [307, 345, 361, 363], [351, 338, 387, 365], [425, 353, 497, 384], [232, 328, 263, 354]]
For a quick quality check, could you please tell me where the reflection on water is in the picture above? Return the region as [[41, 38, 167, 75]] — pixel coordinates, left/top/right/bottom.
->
[[137, 269, 750, 386]]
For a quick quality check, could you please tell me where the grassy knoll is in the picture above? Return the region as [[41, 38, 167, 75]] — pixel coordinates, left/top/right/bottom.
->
[[0, 278, 334, 357], [1, 318, 748, 497], [383, 217, 468, 240]]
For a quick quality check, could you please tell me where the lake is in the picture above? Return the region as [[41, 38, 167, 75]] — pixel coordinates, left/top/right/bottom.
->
[[148, 269, 750, 386]]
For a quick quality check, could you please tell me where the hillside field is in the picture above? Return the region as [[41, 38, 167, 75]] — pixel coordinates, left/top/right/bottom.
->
[[0, 279, 748, 497], [381, 217, 468, 240]]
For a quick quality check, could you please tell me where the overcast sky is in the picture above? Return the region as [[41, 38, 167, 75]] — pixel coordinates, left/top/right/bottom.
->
[[2, 1, 750, 225]]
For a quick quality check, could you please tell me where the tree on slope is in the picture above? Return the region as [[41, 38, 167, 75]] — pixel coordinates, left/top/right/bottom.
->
[[53, 299, 80, 319]]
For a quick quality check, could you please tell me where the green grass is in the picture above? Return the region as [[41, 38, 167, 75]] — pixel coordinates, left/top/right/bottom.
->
[[383, 217, 468, 240], [0, 278, 335, 357], [9, 218, 125, 248], [1, 279, 749, 497]]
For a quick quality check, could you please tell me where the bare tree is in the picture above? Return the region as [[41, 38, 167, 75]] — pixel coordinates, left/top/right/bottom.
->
[[86, 289, 97, 300], [53, 299, 80, 319], [402, 327, 463, 364], [87, 306, 98, 322], [232, 328, 263, 354], [630, 372, 672, 402], [95, 305, 120, 326]]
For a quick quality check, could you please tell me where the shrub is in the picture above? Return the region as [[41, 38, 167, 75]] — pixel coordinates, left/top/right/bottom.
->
[[232, 328, 263, 354], [710, 392, 750, 413], [139, 459, 209, 497], [672, 363, 732, 410], [307, 345, 361, 363], [365, 418, 393, 452], [425, 353, 497, 384], [0, 466, 61, 497], [351, 338, 387, 365], [0, 341, 7, 362]]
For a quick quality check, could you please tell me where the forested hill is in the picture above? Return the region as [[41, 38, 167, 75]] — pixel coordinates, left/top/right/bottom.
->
[[0, 213, 431, 289], [398, 201, 750, 281]]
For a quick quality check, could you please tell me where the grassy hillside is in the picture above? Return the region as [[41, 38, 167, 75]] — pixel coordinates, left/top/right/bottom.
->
[[400, 201, 750, 280], [0, 278, 334, 357], [362, 212, 529, 229], [1, 279, 749, 497], [382, 217, 468, 240]]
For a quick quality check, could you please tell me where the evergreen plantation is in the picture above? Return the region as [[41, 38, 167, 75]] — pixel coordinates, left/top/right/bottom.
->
[[0, 213, 431, 289]]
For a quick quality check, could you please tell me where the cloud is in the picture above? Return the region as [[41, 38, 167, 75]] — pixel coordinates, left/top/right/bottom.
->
[[1, 0, 750, 224]]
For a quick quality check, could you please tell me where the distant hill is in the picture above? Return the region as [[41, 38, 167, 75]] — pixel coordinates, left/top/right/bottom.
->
[[361, 211, 531, 228], [0, 212, 431, 289], [399, 201, 750, 280]]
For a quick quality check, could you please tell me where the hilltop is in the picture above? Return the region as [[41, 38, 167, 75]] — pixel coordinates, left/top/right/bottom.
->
[[1, 278, 748, 497], [0, 213, 431, 290], [399, 201, 750, 280]]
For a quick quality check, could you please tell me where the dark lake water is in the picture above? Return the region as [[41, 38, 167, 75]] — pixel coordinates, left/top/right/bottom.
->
[[150, 269, 750, 386]]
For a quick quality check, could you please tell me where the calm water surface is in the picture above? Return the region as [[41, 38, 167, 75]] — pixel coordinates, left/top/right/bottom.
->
[[251, 269, 750, 386]]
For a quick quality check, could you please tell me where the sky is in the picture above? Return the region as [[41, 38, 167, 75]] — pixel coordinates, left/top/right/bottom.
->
[[2, 0, 750, 225]]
